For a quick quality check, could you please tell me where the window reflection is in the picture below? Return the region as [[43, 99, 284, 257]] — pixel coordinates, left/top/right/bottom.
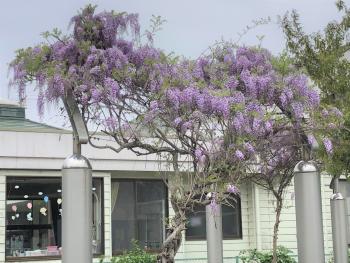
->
[[6, 177, 103, 258], [185, 197, 242, 240]]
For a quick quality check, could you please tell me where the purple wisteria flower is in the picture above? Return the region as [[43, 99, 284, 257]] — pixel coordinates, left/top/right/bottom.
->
[[105, 117, 116, 131], [227, 184, 239, 194], [233, 114, 244, 132], [291, 102, 304, 119], [195, 148, 203, 160], [330, 107, 343, 117], [321, 109, 329, 117], [265, 120, 273, 133], [91, 88, 102, 102], [104, 77, 120, 99], [173, 117, 182, 127], [235, 150, 245, 160], [323, 138, 333, 155], [225, 76, 239, 90], [150, 101, 159, 110], [181, 121, 193, 133], [307, 134, 317, 146], [244, 142, 255, 154]]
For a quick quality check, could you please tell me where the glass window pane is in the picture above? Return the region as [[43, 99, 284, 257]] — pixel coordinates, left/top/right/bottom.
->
[[222, 202, 241, 238], [6, 178, 61, 257], [111, 180, 166, 254], [6, 177, 103, 258], [111, 181, 135, 252], [185, 197, 242, 240], [136, 181, 166, 249], [186, 208, 206, 239]]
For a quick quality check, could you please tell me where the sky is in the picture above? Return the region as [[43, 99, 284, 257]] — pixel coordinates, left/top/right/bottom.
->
[[0, 0, 345, 128]]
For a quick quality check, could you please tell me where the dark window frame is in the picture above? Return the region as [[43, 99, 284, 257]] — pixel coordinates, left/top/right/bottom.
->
[[5, 176, 105, 261], [111, 178, 169, 255], [185, 195, 243, 241]]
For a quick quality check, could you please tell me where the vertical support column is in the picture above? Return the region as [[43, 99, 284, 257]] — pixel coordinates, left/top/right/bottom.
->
[[294, 161, 325, 263], [331, 192, 348, 263], [206, 204, 223, 263], [62, 154, 92, 263]]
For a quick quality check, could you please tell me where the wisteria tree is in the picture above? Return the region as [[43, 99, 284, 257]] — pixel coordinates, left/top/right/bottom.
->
[[243, 52, 343, 263], [9, 5, 339, 263]]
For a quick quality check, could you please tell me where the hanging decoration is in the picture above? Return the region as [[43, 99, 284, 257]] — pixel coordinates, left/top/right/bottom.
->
[[11, 205, 17, 212], [15, 213, 19, 218], [40, 207, 47, 216], [26, 212, 33, 221], [57, 198, 62, 205], [11, 215, 15, 220], [43, 196, 49, 203], [27, 202, 32, 209], [59, 208, 62, 216]]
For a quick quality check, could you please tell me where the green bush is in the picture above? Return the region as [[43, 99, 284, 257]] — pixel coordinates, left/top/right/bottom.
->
[[239, 246, 296, 263], [99, 241, 157, 263]]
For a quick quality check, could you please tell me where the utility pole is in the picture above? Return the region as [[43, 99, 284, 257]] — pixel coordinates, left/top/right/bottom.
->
[[294, 161, 325, 263]]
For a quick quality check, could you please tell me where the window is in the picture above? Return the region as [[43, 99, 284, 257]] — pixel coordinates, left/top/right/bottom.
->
[[111, 180, 167, 254], [6, 177, 103, 258], [185, 197, 242, 240]]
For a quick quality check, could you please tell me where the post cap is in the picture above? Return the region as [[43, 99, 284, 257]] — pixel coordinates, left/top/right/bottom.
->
[[331, 192, 345, 200], [62, 154, 91, 169], [293, 160, 318, 173]]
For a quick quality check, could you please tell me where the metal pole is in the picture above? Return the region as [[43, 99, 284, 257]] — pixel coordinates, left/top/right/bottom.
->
[[62, 154, 92, 263], [331, 192, 348, 263], [294, 161, 325, 263], [206, 204, 223, 263]]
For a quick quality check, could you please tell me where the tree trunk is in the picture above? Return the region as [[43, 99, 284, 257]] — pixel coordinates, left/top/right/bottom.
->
[[158, 197, 186, 263], [272, 197, 283, 263]]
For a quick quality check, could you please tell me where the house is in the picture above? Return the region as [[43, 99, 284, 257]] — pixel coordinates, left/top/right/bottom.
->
[[0, 98, 342, 262]]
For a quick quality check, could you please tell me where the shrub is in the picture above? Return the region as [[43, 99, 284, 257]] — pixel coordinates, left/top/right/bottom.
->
[[239, 246, 296, 263], [99, 241, 156, 263]]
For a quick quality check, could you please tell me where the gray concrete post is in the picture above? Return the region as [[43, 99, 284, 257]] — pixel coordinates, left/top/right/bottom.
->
[[62, 154, 92, 263], [294, 161, 325, 263], [206, 204, 223, 263], [331, 192, 348, 263]]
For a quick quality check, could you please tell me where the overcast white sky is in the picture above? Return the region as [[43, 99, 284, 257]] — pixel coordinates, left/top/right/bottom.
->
[[0, 0, 345, 127]]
